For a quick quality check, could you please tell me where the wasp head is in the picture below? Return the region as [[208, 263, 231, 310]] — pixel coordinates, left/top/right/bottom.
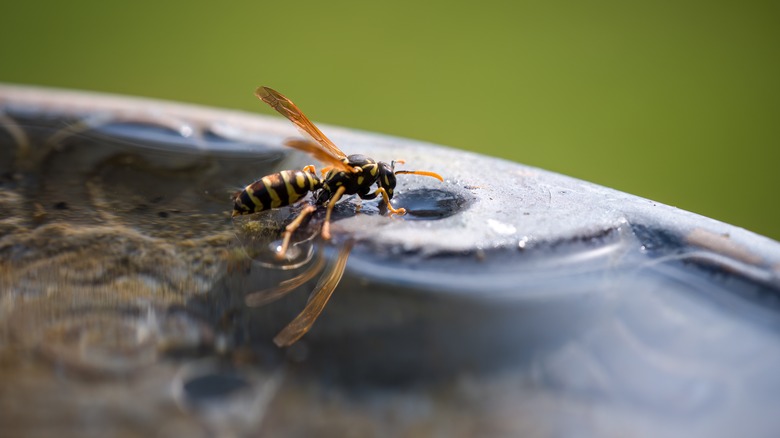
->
[[377, 161, 398, 199]]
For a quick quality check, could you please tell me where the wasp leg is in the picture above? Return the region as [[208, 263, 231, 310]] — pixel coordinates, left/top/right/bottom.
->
[[273, 241, 353, 347], [321, 186, 346, 240], [302, 165, 317, 174], [357, 189, 377, 201], [374, 187, 406, 215], [320, 166, 333, 176], [277, 204, 317, 260]]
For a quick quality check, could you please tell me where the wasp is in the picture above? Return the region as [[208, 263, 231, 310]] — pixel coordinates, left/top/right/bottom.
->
[[233, 87, 443, 347], [233, 86, 443, 258]]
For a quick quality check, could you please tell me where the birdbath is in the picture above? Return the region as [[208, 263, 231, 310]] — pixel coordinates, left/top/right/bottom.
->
[[1, 84, 779, 437]]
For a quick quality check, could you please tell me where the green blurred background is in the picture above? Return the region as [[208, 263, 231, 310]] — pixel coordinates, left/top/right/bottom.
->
[[1, 1, 778, 241]]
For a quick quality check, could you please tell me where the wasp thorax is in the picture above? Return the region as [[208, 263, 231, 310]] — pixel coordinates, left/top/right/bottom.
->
[[346, 154, 373, 167]]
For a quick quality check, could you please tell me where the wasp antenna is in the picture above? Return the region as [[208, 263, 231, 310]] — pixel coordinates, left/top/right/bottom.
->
[[390, 159, 406, 170], [394, 170, 444, 182]]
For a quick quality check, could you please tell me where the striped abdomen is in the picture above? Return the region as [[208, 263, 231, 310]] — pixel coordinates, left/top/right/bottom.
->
[[233, 170, 321, 216]]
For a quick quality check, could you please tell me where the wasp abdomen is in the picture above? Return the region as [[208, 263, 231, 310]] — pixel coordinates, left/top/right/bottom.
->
[[233, 170, 321, 215]]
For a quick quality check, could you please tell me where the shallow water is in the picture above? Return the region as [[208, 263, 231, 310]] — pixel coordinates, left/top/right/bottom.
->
[[1, 106, 780, 437]]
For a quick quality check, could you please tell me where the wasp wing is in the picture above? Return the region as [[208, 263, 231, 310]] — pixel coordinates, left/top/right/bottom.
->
[[273, 242, 353, 347], [256, 86, 353, 164], [245, 253, 328, 307], [284, 139, 354, 173]]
